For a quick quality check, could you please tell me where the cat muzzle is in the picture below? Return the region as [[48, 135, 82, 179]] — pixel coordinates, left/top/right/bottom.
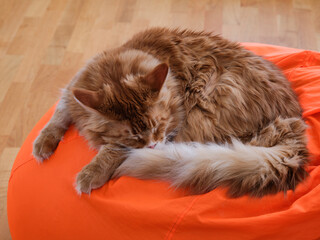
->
[[148, 143, 157, 149]]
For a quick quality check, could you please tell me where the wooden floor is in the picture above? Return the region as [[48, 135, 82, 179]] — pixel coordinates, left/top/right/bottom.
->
[[0, 0, 319, 239]]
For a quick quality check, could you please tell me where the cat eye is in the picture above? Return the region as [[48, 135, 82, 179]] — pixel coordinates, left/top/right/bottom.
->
[[149, 119, 156, 128], [132, 134, 143, 141]]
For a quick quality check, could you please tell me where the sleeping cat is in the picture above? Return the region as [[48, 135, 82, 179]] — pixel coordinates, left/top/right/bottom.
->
[[33, 28, 308, 197]]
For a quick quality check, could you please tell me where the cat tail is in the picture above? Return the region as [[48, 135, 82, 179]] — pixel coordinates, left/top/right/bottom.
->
[[114, 117, 309, 197]]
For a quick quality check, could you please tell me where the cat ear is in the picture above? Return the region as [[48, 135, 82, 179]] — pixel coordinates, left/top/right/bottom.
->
[[144, 63, 168, 92], [72, 88, 104, 110]]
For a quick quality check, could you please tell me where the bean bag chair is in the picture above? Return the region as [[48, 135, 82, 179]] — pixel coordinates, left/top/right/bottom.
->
[[7, 43, 320, 240]]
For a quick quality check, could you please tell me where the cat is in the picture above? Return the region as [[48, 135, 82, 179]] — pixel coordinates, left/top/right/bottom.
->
[[33, 28, 309, 197]]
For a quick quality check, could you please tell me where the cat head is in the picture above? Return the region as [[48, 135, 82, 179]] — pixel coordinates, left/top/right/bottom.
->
[[72, 62, 173, 149]]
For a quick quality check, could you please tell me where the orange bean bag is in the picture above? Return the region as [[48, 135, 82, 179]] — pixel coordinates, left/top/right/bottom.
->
[[7, 43, 320, 240]]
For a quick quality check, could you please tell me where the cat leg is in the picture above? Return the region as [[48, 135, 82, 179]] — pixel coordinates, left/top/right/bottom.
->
[[33, 95, 71, 162], [75, 144, 127, 194]]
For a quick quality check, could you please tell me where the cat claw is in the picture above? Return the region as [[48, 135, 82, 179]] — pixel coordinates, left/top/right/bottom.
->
[[75, 164, 110, 195], [75, 171, 93, 195], [32, 133, 60, 163]]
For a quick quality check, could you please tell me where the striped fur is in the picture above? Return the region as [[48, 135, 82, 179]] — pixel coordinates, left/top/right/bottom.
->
[[33, 28, 309, 197]]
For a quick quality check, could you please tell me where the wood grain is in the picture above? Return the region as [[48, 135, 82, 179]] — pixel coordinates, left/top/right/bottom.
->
[[0, 0, 319, 239]]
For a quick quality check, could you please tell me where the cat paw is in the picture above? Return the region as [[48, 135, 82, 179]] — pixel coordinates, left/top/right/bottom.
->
[[32, 132, 60, 162], [75, 163, 110, 195]]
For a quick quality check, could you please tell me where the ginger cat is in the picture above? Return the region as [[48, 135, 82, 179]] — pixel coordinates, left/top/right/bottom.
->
[[33, 28, 308, 197]]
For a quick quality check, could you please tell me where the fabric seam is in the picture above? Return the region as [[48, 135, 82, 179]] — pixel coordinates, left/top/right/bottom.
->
[[164, 196, 200, 240], [9, 158, 34, 182], [9, 135, 85, 181]]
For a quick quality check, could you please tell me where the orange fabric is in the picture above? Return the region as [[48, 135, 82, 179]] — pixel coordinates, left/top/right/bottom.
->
[[7, 43, 320, 240]]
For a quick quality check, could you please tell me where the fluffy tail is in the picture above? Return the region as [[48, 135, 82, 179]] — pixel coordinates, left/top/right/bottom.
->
[[114, 118, 309, 197]]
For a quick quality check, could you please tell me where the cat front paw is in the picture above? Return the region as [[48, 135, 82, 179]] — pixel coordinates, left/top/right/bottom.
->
[[75, 162, 111, 195], [33, 131, 60, 162]]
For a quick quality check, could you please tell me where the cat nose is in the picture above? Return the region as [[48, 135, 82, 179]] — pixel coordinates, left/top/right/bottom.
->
[[148, 143, 157, 149]]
